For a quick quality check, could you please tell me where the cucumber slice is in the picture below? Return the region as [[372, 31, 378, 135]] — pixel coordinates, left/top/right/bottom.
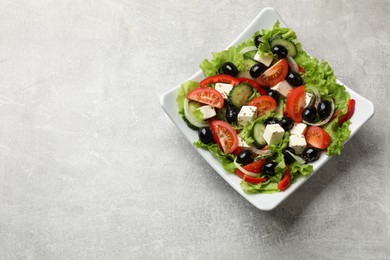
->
[[243, 58, 257, 72], [183, 99, 208, 128], [243, 51, 258, 60], [240, 46, 258, 59], [182, 116, 199, 130], [228, 83, 254, 108], [253, 122, 267, 146], [238, 59, 257, 78], [270, 38, 297, 57], [274, 98, 285, 119]]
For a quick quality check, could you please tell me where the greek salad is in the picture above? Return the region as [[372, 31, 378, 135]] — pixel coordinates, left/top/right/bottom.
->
[[176, 21, 355, 193]]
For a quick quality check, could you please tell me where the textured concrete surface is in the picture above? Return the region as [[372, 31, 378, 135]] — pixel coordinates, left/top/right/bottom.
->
[[0, 0, 389, 259]]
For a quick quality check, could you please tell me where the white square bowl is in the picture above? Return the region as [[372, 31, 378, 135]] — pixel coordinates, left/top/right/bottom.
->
[[160, 7, 375, 210]]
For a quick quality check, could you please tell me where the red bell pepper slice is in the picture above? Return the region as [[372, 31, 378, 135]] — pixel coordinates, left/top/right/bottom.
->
[[237, 77, 267, 95], [234, 160, 268, 184], [235, 168, 268, 184], [243, 175, 268, 184], [338, 99, 355, 125], [200, 74, 240, 88], [277, 167, 291, 191]]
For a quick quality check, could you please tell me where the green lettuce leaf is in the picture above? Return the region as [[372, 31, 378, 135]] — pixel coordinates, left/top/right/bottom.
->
[[294, 49, 350, 114], [289, 161, 313, 182], [255, 20, 303, 58], [176, 80, 200, 116], [324, 119, 351, 155], [193, 140, 236, 172], [200, 46, 245, 77], [241, 180, 279, 194], [238, 122, 256, 146], [267, 132, 290, 182]]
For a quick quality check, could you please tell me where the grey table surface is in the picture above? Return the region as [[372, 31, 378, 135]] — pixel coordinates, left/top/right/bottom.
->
[[0, 0, 389, 259]]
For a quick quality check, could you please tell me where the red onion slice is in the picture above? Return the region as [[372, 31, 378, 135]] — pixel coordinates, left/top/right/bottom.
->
[[286, 55, 299, 72], [239, 46, 258, 55]]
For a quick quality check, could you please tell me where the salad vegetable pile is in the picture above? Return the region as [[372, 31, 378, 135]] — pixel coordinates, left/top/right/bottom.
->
[[176, 21, 355, 193]]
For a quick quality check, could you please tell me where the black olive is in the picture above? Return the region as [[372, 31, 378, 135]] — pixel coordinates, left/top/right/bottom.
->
[[279, 116, 294, 131], [261, 161, 278, 176], [254, 34, 263, 48], [226, 104, 239, 123], [302, 106, 317, 123], [267, 89, 280, 103], [271, 44, 288, 59], [249, 63, 267, 78], [301, 147, 320, 163], [236, 150, 253, 165], [221, 62, 239, 77], [285, 71, 304, 87], [317, 100, 332, 119], [283, 147, 296, 165], [265, 117, 279, 125], [198, 127, 214, 144]]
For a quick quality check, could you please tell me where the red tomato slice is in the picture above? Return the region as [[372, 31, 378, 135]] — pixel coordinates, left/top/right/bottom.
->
[[286, 85, 306, 122], [277, 167, 291, 191], [200, 74, 240, 88], [233, 147, 243, 156], [247, 96, 277, 117], [305, 126, 331, 149], [210, 120, 238, 154], [237, 77, 267, 95], [338, 99, 355, 125], [187, 87, 224, 108], [235, 160, 268, 184], [255, 59, 289, 87]]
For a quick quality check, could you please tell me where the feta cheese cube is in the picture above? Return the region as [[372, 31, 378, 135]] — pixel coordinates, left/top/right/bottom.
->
[[290, 123, 307, 136], [271, 80, 293, 97], [238, 137, 250, 148], [237, 106, 257, 126], [262, 124, 285, 145], [253, 52, 273, 67], [289, 134, 307, 154], [215, 83, 233, 99], [197, 105, 216, 120], [305, 93, 314, 107]]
